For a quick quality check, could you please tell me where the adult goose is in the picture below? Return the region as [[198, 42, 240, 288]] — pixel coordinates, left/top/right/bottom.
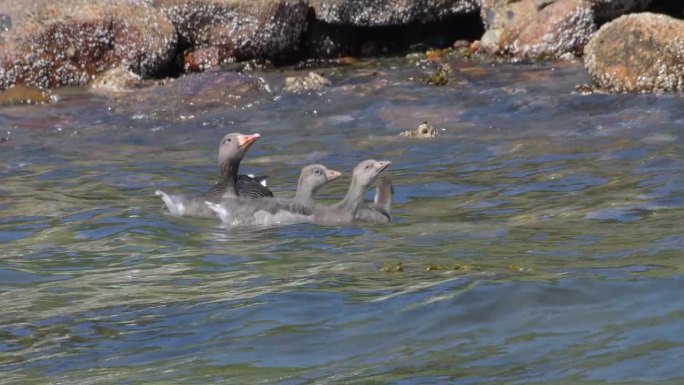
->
[[156, 132, 268, 218], [206, 132, 273, 198]]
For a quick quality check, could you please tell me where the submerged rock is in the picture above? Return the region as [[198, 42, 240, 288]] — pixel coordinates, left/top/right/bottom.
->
[[110, 71, 271, 120], [0, 1, 177, 91], [400, 122, 438, 138], [283, 72, 330, 92], [90, 66, 144, 92], [0, 84, 51, 105], [309, 0, 479, 26], [155, 0, 308, 68], [584, 13, 684, 93], [425, 64, 452, 86]]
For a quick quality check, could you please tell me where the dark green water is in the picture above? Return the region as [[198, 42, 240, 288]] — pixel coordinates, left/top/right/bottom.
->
[[1, 58, 683, 384]]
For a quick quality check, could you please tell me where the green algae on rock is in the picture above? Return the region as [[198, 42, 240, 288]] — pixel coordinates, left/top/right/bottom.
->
[[425, 65, 452, 86]]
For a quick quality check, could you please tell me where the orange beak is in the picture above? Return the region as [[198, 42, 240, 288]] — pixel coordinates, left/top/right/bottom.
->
[[237, 133, 261, 149]]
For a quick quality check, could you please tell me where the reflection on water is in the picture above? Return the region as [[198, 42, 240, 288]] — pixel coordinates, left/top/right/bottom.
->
[[1, 58, 684, 384]]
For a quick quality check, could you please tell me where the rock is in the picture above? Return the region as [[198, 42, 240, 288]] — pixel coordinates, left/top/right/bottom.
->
[[154, 0, 308, 67], [0, 1, 177, 91], [425, 64, 452, 86], [309, 0, 479, 26], [0, 84, 51, 105], [90, 66, 144, 92], [110, 72, 271, 120], [480, 0, 596, 59], [584, 13, 684, 93], [184, 47, 222, 73], [400, 122, 438, 138], [512, 0, 595, 58], [0, 13, 11, 42], [304, 22, 357, 58], [283, 71, 331, 92]]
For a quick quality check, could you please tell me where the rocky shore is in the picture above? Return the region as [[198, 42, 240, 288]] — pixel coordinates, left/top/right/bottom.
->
[[0, 0, 682, 95]]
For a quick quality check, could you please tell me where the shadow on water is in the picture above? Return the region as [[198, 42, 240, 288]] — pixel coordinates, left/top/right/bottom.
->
[[1, 57, 684, 384]]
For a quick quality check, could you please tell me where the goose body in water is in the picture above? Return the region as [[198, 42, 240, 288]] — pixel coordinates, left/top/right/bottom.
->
[[206, 159, 391, 227], [205, 132, 273, 199], [156, 132, 269, 218], [355, 176, 394, 223], [312, 159, 391, 225], [205, 164, 342, 227]]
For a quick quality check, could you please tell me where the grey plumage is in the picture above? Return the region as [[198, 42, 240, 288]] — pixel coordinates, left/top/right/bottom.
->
[[355, 176, 393, 223], [206, 164, 342, 226], [157, 132, 269, 218], [312, 160, 392, 225]]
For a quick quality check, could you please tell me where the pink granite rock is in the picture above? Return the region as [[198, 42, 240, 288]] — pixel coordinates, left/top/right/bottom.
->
[[0, 0, 176, 91], [584, 13, 684, 92]]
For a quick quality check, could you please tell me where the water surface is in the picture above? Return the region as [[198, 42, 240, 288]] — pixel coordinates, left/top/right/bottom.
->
[[1, 57, 683, 384]]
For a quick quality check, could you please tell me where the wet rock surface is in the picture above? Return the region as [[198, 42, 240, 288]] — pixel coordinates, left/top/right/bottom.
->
[[0, 84, 52, 105], [584, 13, 684, 93], [309, 0, 479, 26], [155, 0, 309, 65], [109, 71, 271, 120], [0, 13, 11, 42], [480, 0, 596, 59], [304, 0, 483, 58], [0, 0, 682, 95], [283, 72, 330, 92], [513, 0, 596, 58], [89, 66, 145, 92], [399, 121, 438, 138], [0, 0, 177, 91], [0, 0, 309, 90]]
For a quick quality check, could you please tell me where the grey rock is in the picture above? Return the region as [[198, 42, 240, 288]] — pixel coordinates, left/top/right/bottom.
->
[[154, 0, 308, 65], [309, 0, 479, 26]]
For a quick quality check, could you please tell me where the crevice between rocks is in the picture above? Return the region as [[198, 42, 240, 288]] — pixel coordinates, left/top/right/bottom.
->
[[646, 0, 683, 20], [302, 9, 485, 60]]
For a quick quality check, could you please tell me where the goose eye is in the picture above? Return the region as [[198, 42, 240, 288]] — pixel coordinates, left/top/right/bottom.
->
[[226, 138, 232, 142], [365, 164, 370, 169], [314, 169, 321, 174]]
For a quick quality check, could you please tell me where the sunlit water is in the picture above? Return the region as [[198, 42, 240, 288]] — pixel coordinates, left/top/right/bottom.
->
[[1, 58, 683, 384]]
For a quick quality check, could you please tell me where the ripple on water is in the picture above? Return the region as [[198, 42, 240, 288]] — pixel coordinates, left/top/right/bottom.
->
[[1, 59, 684, 384]]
